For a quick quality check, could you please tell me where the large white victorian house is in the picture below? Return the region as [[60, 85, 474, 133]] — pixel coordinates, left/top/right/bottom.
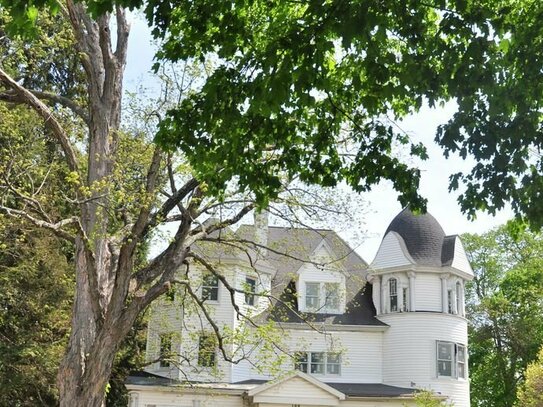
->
[[126, 208, 473, 407]]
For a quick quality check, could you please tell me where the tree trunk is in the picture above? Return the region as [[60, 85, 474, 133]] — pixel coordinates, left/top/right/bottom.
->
[[57, 4, 130, 405]]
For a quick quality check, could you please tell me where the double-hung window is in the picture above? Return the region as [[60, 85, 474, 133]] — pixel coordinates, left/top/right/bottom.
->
[[198, 334, 216, 367], [437, 341, 467, 379], [389, 278, 398, 312], [294, 352, 341, 376], [201, 273, 219, 301], [159, 333, 173, 368], [402, 287, 409, 311], [245, 277, 256, 306]]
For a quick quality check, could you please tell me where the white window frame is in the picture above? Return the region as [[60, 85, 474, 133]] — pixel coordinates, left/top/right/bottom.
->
[[436, 341, 467, 379], [294, 351, 341, 376]]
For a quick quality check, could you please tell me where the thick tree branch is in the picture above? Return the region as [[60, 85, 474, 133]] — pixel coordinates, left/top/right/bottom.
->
[[0, 205, 77, 243], [0, 68, 80, 174], [0, 90, 89, 124]]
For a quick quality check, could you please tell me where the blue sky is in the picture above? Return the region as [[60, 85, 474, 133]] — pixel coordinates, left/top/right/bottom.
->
[[123, 14, 512, 263]]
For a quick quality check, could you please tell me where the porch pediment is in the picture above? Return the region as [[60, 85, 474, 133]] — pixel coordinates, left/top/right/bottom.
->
[[248, 372, 345, 406]]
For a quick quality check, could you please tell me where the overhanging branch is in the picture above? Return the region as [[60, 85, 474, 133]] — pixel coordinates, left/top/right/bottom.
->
[[0, 68, 80, 175]]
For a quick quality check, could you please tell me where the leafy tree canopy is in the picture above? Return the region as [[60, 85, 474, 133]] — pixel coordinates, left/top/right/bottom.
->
[[463, 223, 543, 407]]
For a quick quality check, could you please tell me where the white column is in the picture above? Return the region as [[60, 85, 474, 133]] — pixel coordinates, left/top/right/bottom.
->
[[408, 271, 416, 312], [440, 274, 449, 313]]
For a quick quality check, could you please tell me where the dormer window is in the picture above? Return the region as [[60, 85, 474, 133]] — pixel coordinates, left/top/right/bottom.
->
[[389, 278, 398, 312], [304, 282, 341, 313], [305, 282, 320, 310]]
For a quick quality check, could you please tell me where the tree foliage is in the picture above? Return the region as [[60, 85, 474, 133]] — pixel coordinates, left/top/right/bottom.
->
[[516, 346, 543, 407], [463, 223, 543, 407]]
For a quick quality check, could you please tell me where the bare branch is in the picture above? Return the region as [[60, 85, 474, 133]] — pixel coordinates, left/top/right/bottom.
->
[[0, 205, 77, 243], [0, 68, 80, 174]]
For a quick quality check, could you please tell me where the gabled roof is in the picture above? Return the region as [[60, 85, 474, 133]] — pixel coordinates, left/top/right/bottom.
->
[[236, 226, 383, 326]]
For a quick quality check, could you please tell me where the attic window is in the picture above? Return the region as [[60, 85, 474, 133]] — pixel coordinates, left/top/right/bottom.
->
[[245, 277, 256, 306]]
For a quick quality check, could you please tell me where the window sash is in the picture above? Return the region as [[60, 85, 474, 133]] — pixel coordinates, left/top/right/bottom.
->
[[324, 283, 340, 311], [159, 334, 173, 368], [310, 352, 325, 374], [389, 279, 398, 312], [402, 287, 408, 311], [245, 277, 256, 306], [305, 283, 320, 310], [198, 335, 216, 367]]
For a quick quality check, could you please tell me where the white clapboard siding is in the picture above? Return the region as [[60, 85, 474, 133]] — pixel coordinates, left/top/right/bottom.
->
[[235, 329, 383, 383], [451, 237, 473, 276], [380, 312, 469, 407], [414, 273, 442, 312], [370, 232, 414, 270]]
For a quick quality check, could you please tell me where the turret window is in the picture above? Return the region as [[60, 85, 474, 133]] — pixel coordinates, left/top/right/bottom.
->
[[389, 278, 398, 312], [447, 290, 454, 314], [456, 282, 463, 316], [436, 341, 467, 379], [402, 287, 409, 311]]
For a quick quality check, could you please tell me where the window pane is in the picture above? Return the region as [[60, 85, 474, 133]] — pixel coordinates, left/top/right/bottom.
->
[[402, 287, 408, 311], [438, 343, 453, 360], [438, 360, 452, 376], [458, 362, 465, 379], [457, 345, 465, 362], [448, 290, 453, 313]]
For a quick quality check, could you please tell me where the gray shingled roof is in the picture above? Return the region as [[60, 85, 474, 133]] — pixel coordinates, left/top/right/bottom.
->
[[385, 207, 457, 267], [235, 379, 419, 398], [236, 226, 384, 326], [127, 372, 420, 398]]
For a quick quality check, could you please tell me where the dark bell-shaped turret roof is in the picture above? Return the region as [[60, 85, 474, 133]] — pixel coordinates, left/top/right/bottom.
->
[[385, 207, 448, 267]]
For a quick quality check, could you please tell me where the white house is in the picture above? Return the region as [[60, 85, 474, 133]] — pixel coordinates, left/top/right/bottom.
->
[[126, 208, 473, 407]]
